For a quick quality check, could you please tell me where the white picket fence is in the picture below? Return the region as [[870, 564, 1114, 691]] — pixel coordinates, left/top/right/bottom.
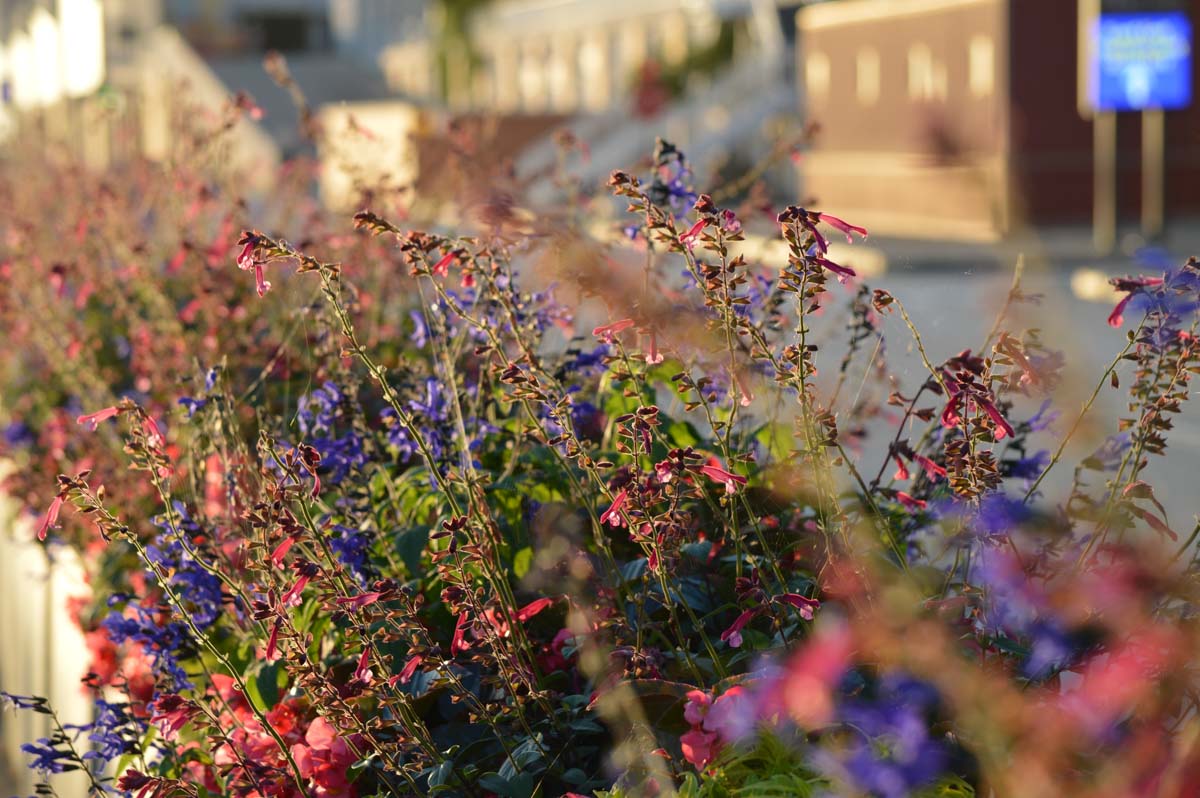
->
[[0, 489, 91, 798]]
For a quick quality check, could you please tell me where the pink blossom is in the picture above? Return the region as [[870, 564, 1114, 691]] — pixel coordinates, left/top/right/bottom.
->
[[896, 491, 927, 511], [699, 463, 747, 495], [599, 488, 629, 527], [450, 612, 471, 656], [76, 406, 121, 430], [814, 255, 856, 284], [335, 592, 383, 612], [720, 608, 758, 648], [980, 399, 1015, 440], [431, 250, 459, 277], [265, 618, 282, 662], [353, 647, 373, 684], [816, 212, 869, 243], [645, 330, 663, 365], [779, 622, 853, 728], [683, 690, 712, 726], [679, 219, 706, 249], [680, 728, 720, 770], [913, 453, 947, 480], [592, 318, 636, 343], [775, 592, 820, 621], [36, 495, 65, 541]]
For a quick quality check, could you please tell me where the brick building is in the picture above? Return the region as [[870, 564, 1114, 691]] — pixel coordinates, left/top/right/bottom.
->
[[796, 0, 1200, 240]]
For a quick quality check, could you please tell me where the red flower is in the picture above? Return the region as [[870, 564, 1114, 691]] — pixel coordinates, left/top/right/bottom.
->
[[450, 612, 472, 656], [431, 249, 460, 277], [896, 491, 927, 511]]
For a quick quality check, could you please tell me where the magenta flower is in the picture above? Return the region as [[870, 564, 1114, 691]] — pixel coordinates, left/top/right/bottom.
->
[[814, 255, 857, 284], [599, 488, 629, 527], [775, 592, 820, 621], [816, 212, 869, 243], [912, 453, 947, 480], [235, 231, 271, 297], [980, 399, 1016, 440], [720, 608, 758, 648], [1107, 275, 1164, 328]]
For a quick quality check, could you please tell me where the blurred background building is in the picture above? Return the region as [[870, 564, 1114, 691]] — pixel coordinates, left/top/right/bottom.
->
[[796, 0, 1200, 242]]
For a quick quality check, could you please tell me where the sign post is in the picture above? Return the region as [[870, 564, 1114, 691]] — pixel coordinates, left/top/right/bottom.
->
[[1079, 0, 1192, 250]]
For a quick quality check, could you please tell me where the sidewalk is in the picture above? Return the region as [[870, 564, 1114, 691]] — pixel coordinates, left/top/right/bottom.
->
[[859, 219, 1200, 275]]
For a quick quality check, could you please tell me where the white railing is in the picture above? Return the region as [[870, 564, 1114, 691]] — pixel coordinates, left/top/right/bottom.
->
[[0, 491, 91, 798]]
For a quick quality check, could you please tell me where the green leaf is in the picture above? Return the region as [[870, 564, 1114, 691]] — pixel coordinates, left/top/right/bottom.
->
[[512, 546, 533, 579]]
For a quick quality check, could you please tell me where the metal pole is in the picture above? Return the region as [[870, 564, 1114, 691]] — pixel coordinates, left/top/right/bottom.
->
[[1141, 109, 1165, 240], [1094, 111, 1117, 254]]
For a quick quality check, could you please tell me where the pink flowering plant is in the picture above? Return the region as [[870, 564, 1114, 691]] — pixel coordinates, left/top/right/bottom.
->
[[4, 83, 1200, 798]]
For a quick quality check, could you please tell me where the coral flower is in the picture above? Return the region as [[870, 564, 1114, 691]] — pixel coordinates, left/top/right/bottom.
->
[[77, 406, 121, 430], [592, 318, 636, 343]]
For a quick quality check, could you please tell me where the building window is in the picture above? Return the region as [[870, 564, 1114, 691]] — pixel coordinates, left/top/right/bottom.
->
[[806, 52, 830, 101], [969, 35, 995, 98], [856, 47, 880, 106], [908, 43, 934, 100]]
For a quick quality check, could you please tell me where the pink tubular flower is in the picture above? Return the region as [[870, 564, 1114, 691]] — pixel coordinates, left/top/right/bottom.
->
[[265, 618, 283, 662], [816, 212, 869, 243], [893, 456, 911, 481], [679, 219, 706, 249], [599, 488, 629, 527], [720, 608, 758, 648], [281, 572, 313, 608], [592, 318, 636, 343], [76, 406, 121, 430], [431, 250, 459, 277], [36, 495, 65, 541], [335, 592, 383, 612], [450, 612, 471, 656], [896, 491, 927, 511], [645, 330, 663, 365], [940, 394, 963, 429], [913, 453, 947, 480], [1107, 275, 1164, 328], [980, 399, 1016, 440], [270, 536, 297, 567], [814, 255, 857, 284], [775, 593, 820, 621], [699, 463, 747, 495], [394, 654, 424, 685], [235, 232, 272, 297], [353, 647, 373, 684]]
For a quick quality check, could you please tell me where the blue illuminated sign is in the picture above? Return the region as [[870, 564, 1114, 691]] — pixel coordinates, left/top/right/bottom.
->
[[1090, 11, 1192, 110]]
